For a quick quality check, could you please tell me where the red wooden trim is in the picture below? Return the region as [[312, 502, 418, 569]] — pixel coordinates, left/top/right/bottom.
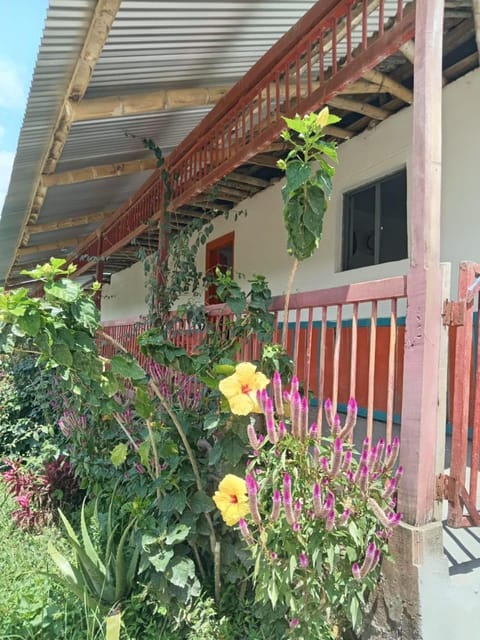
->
[[270, 276, 407, 311]]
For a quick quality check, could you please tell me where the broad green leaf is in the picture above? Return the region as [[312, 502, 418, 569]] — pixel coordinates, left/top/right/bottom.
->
[[110, 355, 145, 380], [17, 311, 41, 336], [111, 443, 128, 468], [44, 278, 81, 302], [285, 160, 311, 193], [168, 557, 195, 588], [267, 573, 278, 608], [138, 440, 150, 467], [71, 298, 100, 332], [52, 343, 73, 368], [149, 549, 174, 572], [190, 490, 215, 514], [100, 372, 120, 397], [165, 524, 190, 545]]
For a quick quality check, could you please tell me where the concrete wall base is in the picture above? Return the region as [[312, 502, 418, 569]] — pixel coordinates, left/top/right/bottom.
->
[[361, 520, 451, 640]]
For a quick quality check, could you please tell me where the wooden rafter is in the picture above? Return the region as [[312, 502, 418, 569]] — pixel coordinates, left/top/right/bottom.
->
[[362, 69, 413, 104], [73, 85, 232, 121], [328, 96, 390, 120], [400, 39, 448, 85], [17, 237, 85, 257], [26, 211, 114, 235], [42, 159, 157, 188], [6, 0, 121, 283]]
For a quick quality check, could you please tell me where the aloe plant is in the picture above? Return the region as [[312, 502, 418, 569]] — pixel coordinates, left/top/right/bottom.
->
[[48, 495, 140, 638]]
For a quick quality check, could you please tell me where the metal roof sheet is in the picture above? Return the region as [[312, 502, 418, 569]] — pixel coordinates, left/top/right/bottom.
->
[[1, 0, 321, 284]]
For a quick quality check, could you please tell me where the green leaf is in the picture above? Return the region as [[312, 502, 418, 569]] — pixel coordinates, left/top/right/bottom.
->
[[110, 355, 145, 380], [190, 490, 215, 514], [17, 311, 41, 336], [349, 596, 360, 630], [222, 432, 246, 467], [289, 555, 297, 582], [168, 557, 196, 588], [100, 372, 119, 397], [44, 278, 81, 302], [71, 298, 100, 332], [138, 440, 150, 467], [149, 549, 174, 572], [52, 343, 73, 368], [267, 573, 278, 608], [165, 524, 190, 545], [111, 443, 128, 468], [285, 160, 311, 193]]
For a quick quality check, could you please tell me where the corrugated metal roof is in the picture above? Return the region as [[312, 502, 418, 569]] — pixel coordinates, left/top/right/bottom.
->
[[0, 0, 96, 281], [1, 0, 322, 284]]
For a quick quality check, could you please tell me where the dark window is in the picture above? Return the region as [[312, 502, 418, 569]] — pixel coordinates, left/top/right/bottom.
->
[[342, 169, 407, 271]]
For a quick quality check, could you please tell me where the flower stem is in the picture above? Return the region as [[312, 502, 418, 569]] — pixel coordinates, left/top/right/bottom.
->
[[282, 257, 299, 350]]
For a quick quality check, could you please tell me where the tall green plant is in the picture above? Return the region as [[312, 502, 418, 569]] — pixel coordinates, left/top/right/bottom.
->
[[277, 108, 340, 347]]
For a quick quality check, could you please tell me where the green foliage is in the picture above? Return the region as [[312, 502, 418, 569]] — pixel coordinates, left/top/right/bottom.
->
[[219, 379, 401, 639], [277, 109, 340, 261]]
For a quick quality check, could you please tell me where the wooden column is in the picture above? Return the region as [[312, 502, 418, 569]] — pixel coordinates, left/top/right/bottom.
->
[[398, 0, 445, 525], [94, 234, 104, 310], [156, 186, 169, 315]]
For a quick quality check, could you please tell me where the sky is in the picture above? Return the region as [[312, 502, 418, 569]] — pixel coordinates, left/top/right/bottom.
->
[[0, 0, 49, 213]]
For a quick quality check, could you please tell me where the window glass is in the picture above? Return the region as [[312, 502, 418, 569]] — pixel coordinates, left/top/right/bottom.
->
[[343, 169, 407, 271]]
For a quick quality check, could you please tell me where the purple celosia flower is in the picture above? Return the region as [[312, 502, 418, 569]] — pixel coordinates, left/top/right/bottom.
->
[[271, 489, 281, 522], [385, 437, 400, 470], [247, 422, 259, 449], [278, 421, 287, 439], [373, 438, 385, 473], [271, 552, 278, 561], [292, 522, 301, 532], [342, 450, 353, 471], [324, 398, 334, 428], [313, 483, 323, 518], [325, 509, 336, 531], [360, 542, 377, 578], [283, 473, 291, 494], [320, 457, 330, 473], [291, 391, 301, 438], [294, 499, 303, 519], [352, 563, 362, 581], [289, 619, 300, 630], [290, 376, 300, 395], [382, 478, 397, 500], [332, 413, 341, 435], [339, 397, 358, 439], [339, 508, 351, 525], [238, 518, 253, 544], [309, 422, 318, 438], [273, 371, 284, 415], [358, 465, 369, 493], [299, 552, 309, 569], [246, 474, 261, 525], [331, 438, 343, 476]]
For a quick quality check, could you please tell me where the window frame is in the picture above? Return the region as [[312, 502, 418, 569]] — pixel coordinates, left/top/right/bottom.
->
[[342, 167, 407, 271], [205, 231, 235, 304]]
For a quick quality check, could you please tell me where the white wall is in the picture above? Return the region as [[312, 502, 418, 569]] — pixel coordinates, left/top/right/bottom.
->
[[101, 67, 480, 321], [101, 260, 148, 321]]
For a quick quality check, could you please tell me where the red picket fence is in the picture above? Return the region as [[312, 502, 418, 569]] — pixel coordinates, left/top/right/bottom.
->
[[99, 275, 407, 444]]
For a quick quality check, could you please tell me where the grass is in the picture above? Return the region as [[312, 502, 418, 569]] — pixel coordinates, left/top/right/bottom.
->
[[0, 482, 90, 639]]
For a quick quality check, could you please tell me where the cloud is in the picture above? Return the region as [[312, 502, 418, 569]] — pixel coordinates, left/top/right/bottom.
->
[[0, 150, 15, 213], [0, 59, 26, 110]]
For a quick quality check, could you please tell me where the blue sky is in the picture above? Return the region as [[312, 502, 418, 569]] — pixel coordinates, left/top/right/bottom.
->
[[0, 0, 49, 212]]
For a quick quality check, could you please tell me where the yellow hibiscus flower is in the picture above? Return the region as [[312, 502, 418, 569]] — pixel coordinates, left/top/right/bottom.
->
[[213, 474, 250, 526], [316, 106, 330, 129], [219, 362, 270, 415]]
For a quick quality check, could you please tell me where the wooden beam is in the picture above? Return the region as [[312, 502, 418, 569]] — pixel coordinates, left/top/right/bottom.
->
[[247, 154, 281, 169], [362, 69, 413, 104], [472, 0, 480, 62], [26, 210, 114, 235], [443, 51, 478, 82], [73, 85, 232, 121], [42, 158, 157, 188], [324, 125, 353, 140], [400, 39, 448, 86], [328, 96, 390, 120], [17, 237, 86, 257], [228, 171, 270, 188], [398, 0, 444, 526], [6, 0, 121, 284]]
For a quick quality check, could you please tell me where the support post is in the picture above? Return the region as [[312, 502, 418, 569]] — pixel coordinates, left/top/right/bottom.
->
[[398, 0, 445, 526], [156, 184, 169, 317]]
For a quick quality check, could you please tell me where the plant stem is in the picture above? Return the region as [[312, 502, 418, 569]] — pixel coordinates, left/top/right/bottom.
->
[[146, 419, 162, 507], [98, 329, 220, 599], [282, 257, 299, 350]]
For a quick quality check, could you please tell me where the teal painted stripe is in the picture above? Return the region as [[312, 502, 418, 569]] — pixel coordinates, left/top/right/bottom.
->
[[277, 316, 407, 330]]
